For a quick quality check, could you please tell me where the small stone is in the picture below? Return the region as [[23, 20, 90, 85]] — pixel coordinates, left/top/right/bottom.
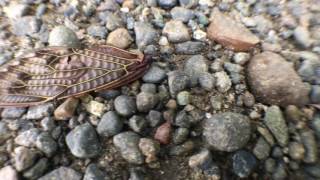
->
[[23, 158, 48, 179], [66, 123, 101, 158], [48, 26, 80, 47], [105, 13, 123, 31], [154, 121, 171, 144], [157, 0, 177, 9], [4, 3, 29, 19], [233, 52, 250, 65], [184, 55, 208, 87], [12, 16, 41, 36], [1, 107, 26, 119], [264, 158, 276, 173], [175, 41, 206, 54], [85, 100, 107, 117], [159, 36, 169, 46], [26, 103, 54, 120], [203, 112, 251, 152], [15, 128, 40, 147], [232, 150, 257, 178], [210, 95, 223, 110], [83, 164, 109, 180], [272, 162, 287, 180], [224, 62, 243, 73], [97, 111, 123, 137], [129, 115, 148, 133], [172, 128, 189, 144], [198, 72, 215, 91], [14, 146, 38, 171], [243, 91, 255, 107], [176, 91, 191, 106], [129, 167, 149, 180], [0, 166, 18, 180], [253, 137, 271, 160], [247, 52, 310, 106], [98, 90, 121, 100], [87, 25, 107, 39], [301, 129, 318, 163], [179, 0, 198, 8], [310, 85, 320, 103], [168, 71, 189, 96], [193, 29, 207, 41], [170, 7, 194, 23], [54, 97, 79, 120], [271, 146, 283, 158], [142, 65, 166, 83], [214, 71, 232, 93], [114, 95, 137, 117], [134, 22, 159, 49], [264, 106, 288, 147], [293, 26, 313, 48], [36, 132, 57, 157], [107, 28, 133, 49], [141, 83, 157, 93], [139, 138, 160, 163], [136, 92, 158, 112], [38, 167, 81, 180], [188, 149, 212, 169], [207, 9, 259, 51], [41, 117, 56, 132], [163, 20, 190, 43], [113, 131, 144, 164], [169, 140, 194, 156], [174, 110, 192, 128], [146, 110, 163, 127], [288, 142, 305, 161]]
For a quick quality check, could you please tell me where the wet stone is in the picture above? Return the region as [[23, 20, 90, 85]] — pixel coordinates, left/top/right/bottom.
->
[[14, 146, 38, 172], [107, 28, 133, 49], [15, 128, 40, 147], [66, 123, 101, 158], [36, 132, 58, 157], [87, 24, 107, 39], [175, 41, 206, 54], [163, 20, 190, 43], [136, 92, 159, 112], [184, 55, 208, 87], [203, 112, 251, 152], [83, 164, 109, 180], [38, 167, 81, 180], [146, 110, 163, 127], [97, 111, 123, 137], [171, 7, 194, 23], [1, 107, 26, 119], [232, 150, 257, 178], [48, 26, 80, 47], [114, 95, 137, 117], [0, 166, 18, 180], [142, 65, 167, 83], [23, 158, 48, 179], [113, 131, 144, 164], [129, 115, 148, 133], [26, 103, 54, 120], [12, 16, 41, 36]]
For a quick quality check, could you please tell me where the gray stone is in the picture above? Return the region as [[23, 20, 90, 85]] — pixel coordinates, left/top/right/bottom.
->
[[263, 106, 288, 147], [214, 71, 232, 93], [298, 56, 320, 84], [177, 91, 190, 105], [0, 166, 18, 180], [97, 111, 123, 137], [179, 0, 198, 8], [310, 85, 320, 103], [173, 128, 189, 144], [113, 131, 144, 164], [38, 167, 81, 180], [304, 163, 320, 179], [23, 158, 48, 179], [174, 110, 192, 128], [15, 128, 40, 147], [134, 22, 159, 49], [129, 167, 149, 180], [198, 72, 215, 91], [157, 0, 177, 9], [293, 26, 313, 48], [14, 146, 38, 171], [171, 7, 194, 22], [163, 20, 190, 43], [84, 164, 109, 180], [288, 142, 305, 161], [224, 62, 244, 73], [1, 107, 26, 119], [136, 92, 159, 112], [36, 132, 57, 157], [114, 95, 137, 117], [142, 65, 166, 83], [87, 25, 107, 38], [146, 110, 163, 127], [184, 55, 208, 87], [26, 103, 54, 120], [169, 140, 194, 156], [12, 16, 41, 36], [40, 117, 56, 132], [141, 83, 157, 93], [203, 112, 251, 152], [129, 115, 148, 133], [66, 123, 101, 158], [301, 129, 318, 163], [233, 52, 250, 65], [253, 137, 270, 160], [175, 41, 206, 54], [168, 71, 189, 96], [232, 150, 257, 178], [272, 162, 287, 180], [0, 122, 11, 144], [48, 26, 80, 47]]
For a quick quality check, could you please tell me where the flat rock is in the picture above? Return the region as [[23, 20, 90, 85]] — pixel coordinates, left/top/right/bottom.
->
[[207, 9, 259, 51], [247, 52, 310, 107]]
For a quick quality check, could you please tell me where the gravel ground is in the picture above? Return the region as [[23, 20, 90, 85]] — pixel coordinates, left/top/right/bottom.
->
[[0, 0, 319, 179]]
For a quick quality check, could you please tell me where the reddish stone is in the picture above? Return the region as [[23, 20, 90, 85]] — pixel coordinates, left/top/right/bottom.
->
[[154, 122, 171, 144]]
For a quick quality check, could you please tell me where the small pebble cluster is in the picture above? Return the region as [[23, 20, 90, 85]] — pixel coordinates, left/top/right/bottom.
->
[[0, 0, 319, 180]]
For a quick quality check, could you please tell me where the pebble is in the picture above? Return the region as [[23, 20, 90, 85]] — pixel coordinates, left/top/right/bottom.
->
[[0, 166, 18, 180], [23, 158, 48, 179], [247, 52, 310, 106], [301, 129, 318, 163], [264, 106, 289, 147], [114, 95, 137, 117], [253, 137, 271, 160], [272, 162, 287, 180], [288, 142, 305, 161], [157, 0, 177, 9], [174, 110, 192, 128], [176, 91, 191, 106], [107, 28, 133, 49], [14, 128, 40, 147], [170, 7, 194, 23], [175, 41, 206, 54], [105, 13, 123, 31], [138, 138, 160, 163], [97, 111, 123, 137], [134, 22, 159, 49], [193, 29, 207, 41], [14, 146, 38, 171], [36, 132, 57, 157], [12, 16, 41, 36], [203, 112, 251, 152], [129, 167, 149, 180], [4, 3, 29, 19], [233, 53, 250, 65], [129, 115, 148, 133], [188, 149, 213, 170], [310, 85, 320, 103], [54, 97, 79, 120], [98, 90, 121, 100], [1, 107, 26, 119], [87, 24, 107, 39], [113, 131, 144, 164], [224, 62, 243, 73], [142, 65, 167, 83], [48, 26, 80, 47], [298, 55, 320, 84], [85, 100, 107, 117], [210, 95, 223, 110], [168, 71, 189, 96], [184, 55, 208, 87], [172, 127, 189, 144], [38, 167, 81, 180], [154, 121, 171, 144], [198, 72, 215, 91], [207, 9, 259, 51], [312, 113, 320, 139], [146, 110, 163, 127], [141, 83, 157, 93], [0, 122, 10, 144], [41, 117, 56, 132], [179, 0, 197, 8], [66, 123, 101, 158], [232, 150, 257, 178], [83, 164, 108, 180], [136, 92, 159, 112], [26, 103, 54, 120], [293, 26, 313, 48], [214, 71, 232, 93], [169, 140, 194, 156], [163, 20, 190, 43]]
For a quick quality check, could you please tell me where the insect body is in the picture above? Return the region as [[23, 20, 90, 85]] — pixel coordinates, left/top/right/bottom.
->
[[0, 45, 152, 107]]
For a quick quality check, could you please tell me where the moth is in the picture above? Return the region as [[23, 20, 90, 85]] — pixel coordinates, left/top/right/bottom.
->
[[0, 45, 152, 107]]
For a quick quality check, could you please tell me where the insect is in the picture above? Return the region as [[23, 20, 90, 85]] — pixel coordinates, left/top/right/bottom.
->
[[0, 45, 152, 107]]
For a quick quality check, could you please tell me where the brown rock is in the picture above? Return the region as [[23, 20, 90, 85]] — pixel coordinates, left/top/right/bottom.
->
[[154, 121, 171, 144], [247, 52, 310, 107], [107, 28, 133, 49], [207, 9, 260, 52], [54, 97, 79, 120]]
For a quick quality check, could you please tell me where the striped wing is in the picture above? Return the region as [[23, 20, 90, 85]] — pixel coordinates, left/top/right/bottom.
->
[[0, 45, 147, 107]]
